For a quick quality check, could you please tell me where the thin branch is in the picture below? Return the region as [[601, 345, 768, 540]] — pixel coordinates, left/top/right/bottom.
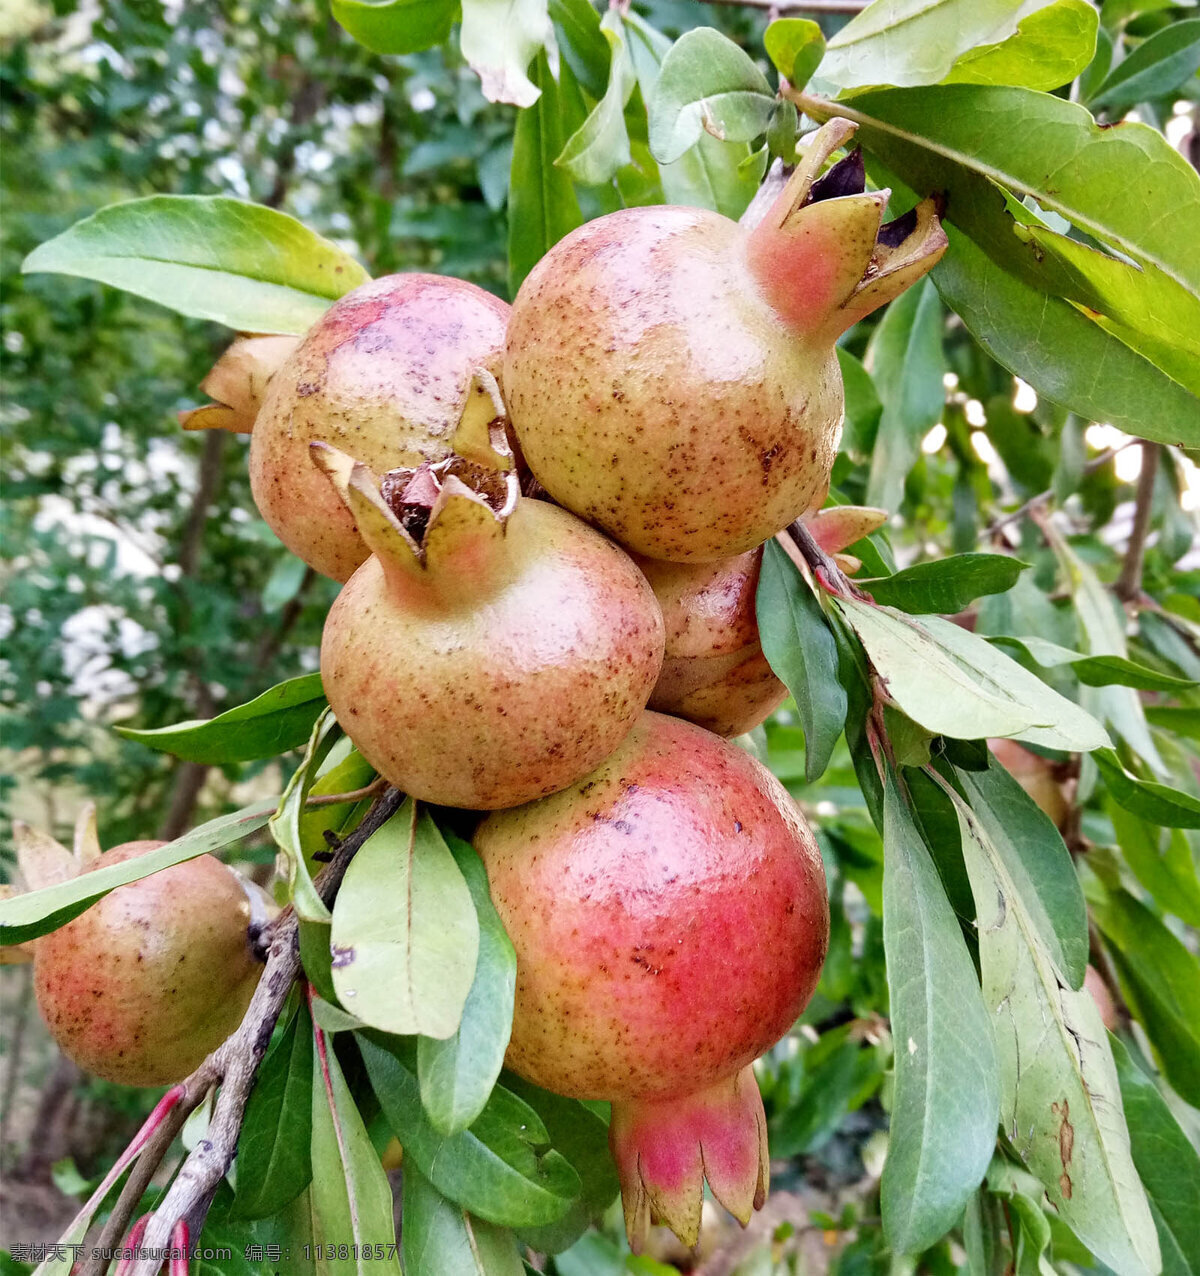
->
[[785, 519, 868, 600], [126, 787, 406, 1276], [1115, 443, 1160, 602], [985, 445, 1127, 536], [304, 776, 388, 808]]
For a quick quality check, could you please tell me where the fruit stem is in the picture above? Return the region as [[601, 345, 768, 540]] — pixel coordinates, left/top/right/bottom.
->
[[784, 521, 869, 601]]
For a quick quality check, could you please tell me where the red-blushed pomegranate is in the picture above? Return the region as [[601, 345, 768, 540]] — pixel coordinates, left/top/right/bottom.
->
[[34, 845, 264, 1087], [313, 381, 664, 809], [251, 273, 509, 581], [474, 712, 828, 1249], [502, 119, 946, 561], [636, 549, 786, 737]]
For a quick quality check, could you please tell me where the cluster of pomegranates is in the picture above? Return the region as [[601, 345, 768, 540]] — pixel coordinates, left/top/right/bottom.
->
[[29, 121, 949, 1251]]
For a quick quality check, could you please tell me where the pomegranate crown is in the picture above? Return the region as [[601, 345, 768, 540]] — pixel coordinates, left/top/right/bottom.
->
[[745, 117, 948, 340], [310, 369, 518, 583]]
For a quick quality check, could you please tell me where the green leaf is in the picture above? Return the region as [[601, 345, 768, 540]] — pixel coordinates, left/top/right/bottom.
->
[[114, 673, 326, 764], [932, 224, 1200, 449], [941, 0, 1099, 91], [756, 541, 847, 783], [834, 599, 1110, 750], [508, 51, 584, 296], [330, 0, 457, 54], [646, 28, 775, 166], [1088, 18, 1200, 113], [1091, 887, 1200, 1107], [418, 834, 516, 1135], [863, 554, 1025, 614], [359, 1033, 581, 1229], [990, 635, 1199, 692], [0, 799, 274, 946], [948, 783, 1160, 1276], [549, 0, 610, 99], [864, 277, 945, 513], [461, 0, 549, 107], [1144, 706, 1200, 740], [1095, 748, 1200, 829], [1111, 1036, 1200, 1276], [232, 1005, 314, 1220], [763, 18, 826, 89], [297, 748, 377, 870], [960, 763, 1089, 987], [836, 347, 884, 458], [880, 773, 998, 1254], [331, 800, 479, 1038], [821, 0, 1086, 91], [402, 1165, 525, 1275], [22, 196, 368, 334], [556, 10, 635, 185], [310, 1022, 402, 1274], [1108, 804, 1200, 929]]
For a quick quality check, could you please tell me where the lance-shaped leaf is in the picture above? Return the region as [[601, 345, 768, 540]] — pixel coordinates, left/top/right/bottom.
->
[[836, 598, 1109, 750], [1095, 749, 1200, 829], [418, 833, 517, 1135], [756, 540, 847, 782], [310, 1019, 402, 1274], [402, 1165, 525, 1276], [556, 9, 635, 185], [0, 800, 274, 946], [946, 779, 1160, 1276], [331, 800, 479, 1038], [863, 553, 1025, 614], [116, 673, 326, 764], [1087, 18, 1200, 115], [331, 0, 457, 55], [461, 0, 550, 107], [990, 635, 1199, 693], [941, 0, 1099, 91], [22, 196, 368, 334], [880, 773, 998, 1254]]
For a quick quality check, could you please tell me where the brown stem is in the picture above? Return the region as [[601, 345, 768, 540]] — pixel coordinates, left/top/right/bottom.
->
[[157, 761, 212, 842], [985, 445, 1128, 536], [785, 520, 868, 600], [127, 788, 406, 1276], [253, 566, 316, 673], [1115, 443, 1160, 603], [304, 777, 387, 808]]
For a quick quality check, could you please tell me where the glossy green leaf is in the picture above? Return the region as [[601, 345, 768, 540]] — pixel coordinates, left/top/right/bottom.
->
[[508, 51, 584, 295], [232, 1005, 314, 1220], [461, 0, 549, 107], [960, 763, 1089, 987], [837, 347, 883, 458], [1145, 706, 1200, 739], [402, 1165, 525, 1275], [297, 747, 377, 870], [359, 1033, 581, 1229], [863, 554, 1025, 614], [556, 10, 635, 185], [880, 773, 998, 1254], [949, 783, 1160, 1276], [549, 0, 609, 99], [1111, 1036, 1200, 1276], [115, 673, 325, 764], [757, 540, 847, 782], [331, 800, 479, 1038], [990, 635, 1199, 692], [418, 834, 516, 1135], [941, 0, 1098, 90], [865, 278, 945, 513], [330, 0, 457, 54], [0, 799, 274, 946], [310, 1023, 402, 1274], [646, 28, 774, 166], [22, 196, 368, 334], [835, 599, 1110, 750], [763, 18, 826, 89], [1095, 748, 1200, 828], [821, 0, 1085, 91], [1088, 18, 1200, 113], [1092, 887, 1200, 1107]]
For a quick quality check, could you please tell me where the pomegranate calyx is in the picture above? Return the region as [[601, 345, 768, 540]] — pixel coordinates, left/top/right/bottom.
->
[[609, 1065, 769, 1253], [178, 334, 299, 434]]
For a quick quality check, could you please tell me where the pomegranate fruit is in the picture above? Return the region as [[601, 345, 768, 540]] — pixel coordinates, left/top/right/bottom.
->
[[474, 711, 828, 1249], [502, 119, 946, 561], [313, 378, 664, 809], [251, 273, 509, 581], [34, 845, 264, 1087], [637, 549, 786, 737]]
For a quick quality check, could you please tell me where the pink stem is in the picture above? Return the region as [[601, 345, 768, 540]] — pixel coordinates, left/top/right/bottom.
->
[[169, 1219, 190, 1276], [112, 1214, 150, 1276]]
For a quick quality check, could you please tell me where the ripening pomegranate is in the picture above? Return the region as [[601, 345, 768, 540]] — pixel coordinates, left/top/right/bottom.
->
[[251, 273, 509, 581], [503, 119, 946, 561], [314, 377, 664, 809], [34, 845, 264, 1087], [636, 549, 786, 737], [474, 712, 828, 1250]]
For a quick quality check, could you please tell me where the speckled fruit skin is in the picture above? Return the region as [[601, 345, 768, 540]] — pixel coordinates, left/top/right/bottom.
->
[[34, 846, 262, 1087], [637, 549, 787, 737], [252, 273, 509, 581], [321, 500, 664, 809], [503, 206, 843, 562], [474, 711, 827, 1247]]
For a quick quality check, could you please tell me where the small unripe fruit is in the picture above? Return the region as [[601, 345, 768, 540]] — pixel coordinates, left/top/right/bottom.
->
[[34, 845, 263, 1087]]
